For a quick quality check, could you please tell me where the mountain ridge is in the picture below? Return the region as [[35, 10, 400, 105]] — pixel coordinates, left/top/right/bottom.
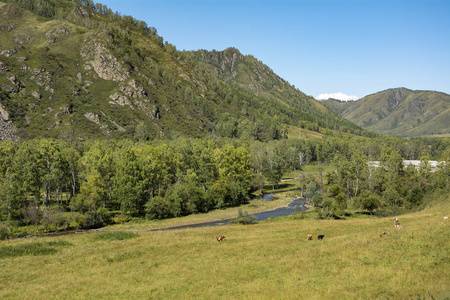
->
[[0, 0, 371, 141], [322, 87, 450, 137]]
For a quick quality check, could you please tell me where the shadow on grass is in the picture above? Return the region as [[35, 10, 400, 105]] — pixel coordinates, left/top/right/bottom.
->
[[92, 231, 139, 241], [0, 240, 72, 259]]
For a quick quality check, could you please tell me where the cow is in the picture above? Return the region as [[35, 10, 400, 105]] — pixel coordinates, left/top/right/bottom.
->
[[380, 232, 389, 237], [216, 235, 225, 242], [318, 235, 325, 240], [306, 234, 313, 240], [395, 225, 403, 229], [444, 216, 448, 220]]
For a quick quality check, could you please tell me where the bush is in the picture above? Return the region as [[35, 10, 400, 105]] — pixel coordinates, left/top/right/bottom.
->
[[0, 224, 10, 240], [145, 196, 173, 220], [229, 209, 256, 225], [113, 214, 131, 224]]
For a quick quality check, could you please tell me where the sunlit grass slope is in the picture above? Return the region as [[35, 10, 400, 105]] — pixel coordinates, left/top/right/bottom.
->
[[1, 194, 449, 299]]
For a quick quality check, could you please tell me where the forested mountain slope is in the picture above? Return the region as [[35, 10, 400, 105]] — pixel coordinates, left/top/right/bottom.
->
[[0, 0, 370, 142], [322, 88, 450, 137], [186, 48, 365, 134], [321, 98, 354, 115]]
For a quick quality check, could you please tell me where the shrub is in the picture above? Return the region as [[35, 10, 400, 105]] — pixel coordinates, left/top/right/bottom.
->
[[0, 224, 10, 240], [112, 214, 131, 224], [145, 196, 174, 220], [229, 209, 256, 225]]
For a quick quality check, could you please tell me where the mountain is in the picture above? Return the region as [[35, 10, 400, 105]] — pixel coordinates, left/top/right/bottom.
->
[[0, 0, 368, 141], [320, 98, 354, 115], [322, 88, 450, 137]]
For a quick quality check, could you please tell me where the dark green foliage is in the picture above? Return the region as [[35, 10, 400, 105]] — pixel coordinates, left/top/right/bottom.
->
[[0, 240, 71, 258], [92, 231, 138, 241], [145, 196, 173, 220], [407, 188, 424, 207], [0, 224, 9, 240], [2, 0, 56, 18], [358, 191, 383, 214]]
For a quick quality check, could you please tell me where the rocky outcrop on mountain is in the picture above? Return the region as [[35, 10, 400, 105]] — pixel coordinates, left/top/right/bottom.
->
[[194, 48, 244, 78], [81, 34, 130, 82], [2, 72, 21, 94], [12, 33, 31, 44], [54, 106, 73, 118], [121, 80, 147, 98], [0, 100, 17, 141], [32, 91, 41, 99], [84, 112, 100, 124], [1, 3, 22, 19], [46, 25, 70, 44], [0, 119, 17, 141], [0, 61, 7, 75], [0, 102, 10, 121], [0, 47, 19, 57], [47, 120, 62, 130], [70, 6, 91, 19], [109, 93, 132, 107]]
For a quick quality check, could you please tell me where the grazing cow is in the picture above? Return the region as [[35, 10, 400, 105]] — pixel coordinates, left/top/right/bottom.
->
[[318, 235, 325, 240], [216, 235, 225, 242], [395, 225, 403, 229], [444, 216, 448, 220], [380, 232, 389, 237], [306, 234, 313, 240]]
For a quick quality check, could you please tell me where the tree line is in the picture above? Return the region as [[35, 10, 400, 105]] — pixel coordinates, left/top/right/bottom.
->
[[0, 136, 448, 236]]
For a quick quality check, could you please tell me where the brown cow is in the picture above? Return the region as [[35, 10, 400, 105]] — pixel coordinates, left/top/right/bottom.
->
[[380, 232, 389, 237], [216, 235, 226, 242], [306, 234, 313, 240]]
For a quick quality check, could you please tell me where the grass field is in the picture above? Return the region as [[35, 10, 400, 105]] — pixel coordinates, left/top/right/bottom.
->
[[0, 193, 449, 299]]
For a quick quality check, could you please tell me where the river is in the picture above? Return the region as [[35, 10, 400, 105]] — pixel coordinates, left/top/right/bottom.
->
[[152, 197, 308, 231]]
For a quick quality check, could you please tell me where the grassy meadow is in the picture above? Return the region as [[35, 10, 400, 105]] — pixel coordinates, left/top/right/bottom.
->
[[0, 194, 449, 299]]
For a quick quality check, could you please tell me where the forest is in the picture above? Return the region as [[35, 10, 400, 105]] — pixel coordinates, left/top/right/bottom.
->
[[0, 135, 448, 238]]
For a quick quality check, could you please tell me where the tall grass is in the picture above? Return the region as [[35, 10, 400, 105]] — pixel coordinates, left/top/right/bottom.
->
[[0, 195, 448, 299]]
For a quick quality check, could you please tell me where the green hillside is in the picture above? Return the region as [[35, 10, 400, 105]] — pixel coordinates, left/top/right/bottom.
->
[[187, 48, 367, 135], [0, 0, 370, 142], [323, 88, 450, 137], [321, 98, 354, 115]]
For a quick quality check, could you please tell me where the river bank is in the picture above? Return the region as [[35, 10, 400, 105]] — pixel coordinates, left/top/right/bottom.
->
[[10, 190, 306, 239]]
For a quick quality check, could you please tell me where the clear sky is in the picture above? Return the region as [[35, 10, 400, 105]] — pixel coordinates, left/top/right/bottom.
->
[[101, 0, 450, 100]]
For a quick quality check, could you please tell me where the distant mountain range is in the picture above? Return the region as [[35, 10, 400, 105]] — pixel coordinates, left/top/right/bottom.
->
[[0, 0, 369, 141], [322, 88, 450, 137]]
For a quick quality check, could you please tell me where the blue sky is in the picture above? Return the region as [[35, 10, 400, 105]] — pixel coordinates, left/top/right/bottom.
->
[[102, 0, 450, 100]]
